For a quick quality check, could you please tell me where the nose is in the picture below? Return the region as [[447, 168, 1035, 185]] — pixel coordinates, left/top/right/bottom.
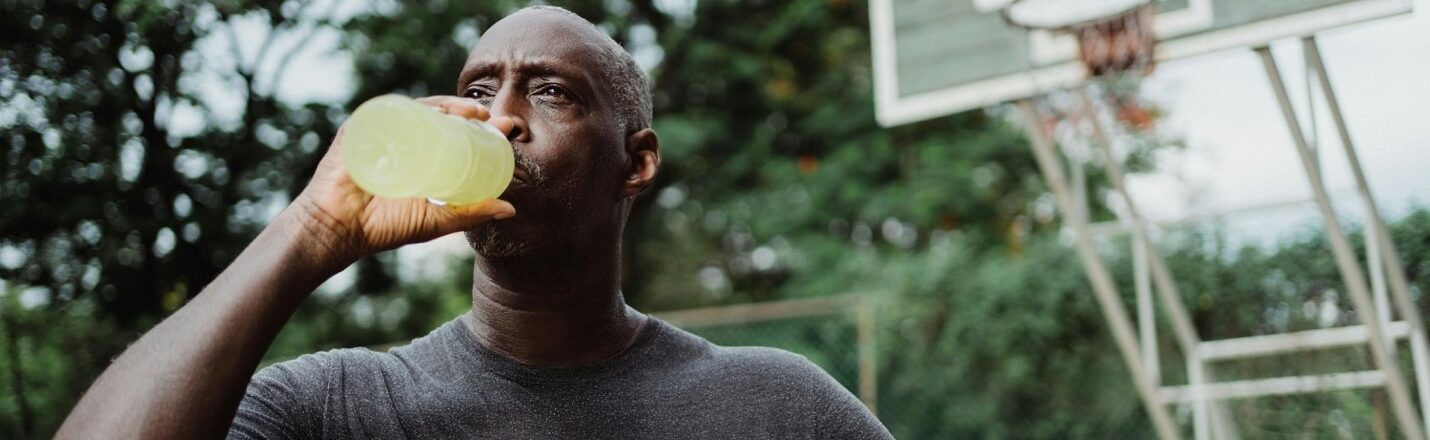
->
[[486, 115, 528, 144], [485, 89, 531, 144]]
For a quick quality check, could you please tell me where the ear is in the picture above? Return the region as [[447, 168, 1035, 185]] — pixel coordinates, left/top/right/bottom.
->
[[622, 128, 660, 198]]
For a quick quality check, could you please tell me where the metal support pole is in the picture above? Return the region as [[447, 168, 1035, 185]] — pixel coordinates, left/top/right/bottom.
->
[[1256, 45, 1426, 440], [1210, 394, 1241, 440], [1303, 36, 1430, 435], [1188, 357, 1211, 440], [1017, 100, 1182, 440], [1076, 90, 1240, 440], [1074, 91, 1202, 355], [1134, 234, 1160, 385], [1368, 220, 1396, 357], [857, 296, 878, 414], [1071, 144, 1090, 226]]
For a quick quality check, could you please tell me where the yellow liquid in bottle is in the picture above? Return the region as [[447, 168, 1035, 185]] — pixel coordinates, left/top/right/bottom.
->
[[341, 95, 514, 205]]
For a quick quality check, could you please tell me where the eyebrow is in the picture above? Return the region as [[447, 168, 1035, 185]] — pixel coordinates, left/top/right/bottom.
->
[[456, 59, 594, 93]]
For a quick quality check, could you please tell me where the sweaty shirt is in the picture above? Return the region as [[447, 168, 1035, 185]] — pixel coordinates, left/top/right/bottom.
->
[[229, 314, 893, 439]]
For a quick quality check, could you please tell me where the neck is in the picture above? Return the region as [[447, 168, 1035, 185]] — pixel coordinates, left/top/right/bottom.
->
[[465, 241, 647, 367]]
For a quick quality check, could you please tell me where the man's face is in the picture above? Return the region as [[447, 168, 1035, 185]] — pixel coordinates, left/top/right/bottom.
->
[[457, 11, 630, 258]]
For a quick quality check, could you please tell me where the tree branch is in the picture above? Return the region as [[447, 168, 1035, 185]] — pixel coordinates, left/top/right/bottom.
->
[[249, 0, 313, 84], [221, 17, 254, 86], [1, 308, 34, 439], [268, 0, 342, 97]]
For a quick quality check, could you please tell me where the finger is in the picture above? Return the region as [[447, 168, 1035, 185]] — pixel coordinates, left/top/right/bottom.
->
[[326, 123, 349, 156], [451, 199, 516, 220], [417, 96, 490, 121], [443, 100, 489, 121], [425, 199, 516, 235], [415, 96, 455, 106], [485, 116, 519, 138], [311, 124, 350, 177]]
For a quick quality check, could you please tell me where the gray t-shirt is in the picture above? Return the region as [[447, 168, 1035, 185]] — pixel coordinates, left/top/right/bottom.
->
[[229, 315, 893, 439]]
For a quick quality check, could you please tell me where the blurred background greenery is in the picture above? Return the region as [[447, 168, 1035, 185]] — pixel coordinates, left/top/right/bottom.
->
[[3, 0, 1429, 438]]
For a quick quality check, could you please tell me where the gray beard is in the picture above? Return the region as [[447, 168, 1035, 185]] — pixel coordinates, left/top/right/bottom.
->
[[469, 149, 548, 258], [465, 224, 529, 258]]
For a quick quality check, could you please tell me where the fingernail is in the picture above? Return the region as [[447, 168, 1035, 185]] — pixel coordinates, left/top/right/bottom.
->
[[495, 210, 516, 220]]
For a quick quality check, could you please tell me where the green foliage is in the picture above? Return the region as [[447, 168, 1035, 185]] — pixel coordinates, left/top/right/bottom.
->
[[266, 255, 477, 363], [873, 234, 1151, 439], [0, 287, 127, 438], [630, 0, 1070, 310], [1, 1, 339, 437], [667, 211, 1430, 439], [4, 0, 1429, 438], [0, 1, 340, 327]]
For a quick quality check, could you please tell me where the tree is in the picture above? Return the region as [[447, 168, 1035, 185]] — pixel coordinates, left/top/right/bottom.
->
[[14, 0, 1413, 437], [0, 1, 340, 436]]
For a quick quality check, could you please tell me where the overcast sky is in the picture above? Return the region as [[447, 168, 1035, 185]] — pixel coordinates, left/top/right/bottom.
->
[[1130, 0, 1430, 244]]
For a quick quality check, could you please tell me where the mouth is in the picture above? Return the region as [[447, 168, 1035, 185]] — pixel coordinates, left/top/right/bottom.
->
[[507, 167, 533, 191]]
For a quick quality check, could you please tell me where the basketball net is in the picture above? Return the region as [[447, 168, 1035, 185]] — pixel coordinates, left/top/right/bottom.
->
[[1070, 4, 1156, 77], [1000, 0, 1160, 134]]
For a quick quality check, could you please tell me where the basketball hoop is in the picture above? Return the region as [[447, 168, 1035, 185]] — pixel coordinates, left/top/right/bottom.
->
[[995, 0, 1157, 77], [984, 0, 1160, 133]]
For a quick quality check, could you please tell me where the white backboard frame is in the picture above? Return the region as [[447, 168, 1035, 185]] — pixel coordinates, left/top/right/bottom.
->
[[871, 0, 1413, 127]]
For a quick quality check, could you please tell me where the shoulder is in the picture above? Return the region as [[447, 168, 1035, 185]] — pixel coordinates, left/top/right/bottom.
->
[[646, 320, 832, 387], [709, 345, 880, 425], [243, 347, 396, 418], [674, 340, 893, 438], [232, 348, 387, 439], [232, 320, 462, 439], [726, 347, 891, 438], [253, 347, 395, 386], [712, 346, 832, 384], [255, 316, 463, 386]]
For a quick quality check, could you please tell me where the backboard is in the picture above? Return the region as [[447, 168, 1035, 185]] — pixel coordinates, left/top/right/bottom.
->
[[870, 0, 1413, 126]]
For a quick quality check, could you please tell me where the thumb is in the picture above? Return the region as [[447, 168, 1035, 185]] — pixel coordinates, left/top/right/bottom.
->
[[425, 199, 516, 235]]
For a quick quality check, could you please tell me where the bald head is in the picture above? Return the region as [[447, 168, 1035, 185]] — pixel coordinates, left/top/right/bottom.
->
[[483, 6, 652, 133], [455, 6, 663, 259]]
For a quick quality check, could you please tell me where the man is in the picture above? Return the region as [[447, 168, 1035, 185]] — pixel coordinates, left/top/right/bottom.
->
[[58, 6, 892, 439]]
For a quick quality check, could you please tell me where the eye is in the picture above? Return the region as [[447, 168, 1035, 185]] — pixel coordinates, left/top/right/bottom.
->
[[533, 84, 573, 103], [464, 86, 495, 102]]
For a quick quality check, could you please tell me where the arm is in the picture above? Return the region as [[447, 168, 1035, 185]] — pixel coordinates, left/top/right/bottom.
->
[[56, 97, 513, 439]]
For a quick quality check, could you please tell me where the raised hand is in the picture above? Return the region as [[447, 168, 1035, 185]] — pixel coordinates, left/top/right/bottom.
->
[[293, 95, 516, 265]]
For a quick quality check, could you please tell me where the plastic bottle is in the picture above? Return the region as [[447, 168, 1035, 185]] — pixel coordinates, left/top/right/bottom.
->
[[341, 95, 514, 205]]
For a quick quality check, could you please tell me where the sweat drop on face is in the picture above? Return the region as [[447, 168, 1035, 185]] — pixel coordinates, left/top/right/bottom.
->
[[341, 95, 514, 205]]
